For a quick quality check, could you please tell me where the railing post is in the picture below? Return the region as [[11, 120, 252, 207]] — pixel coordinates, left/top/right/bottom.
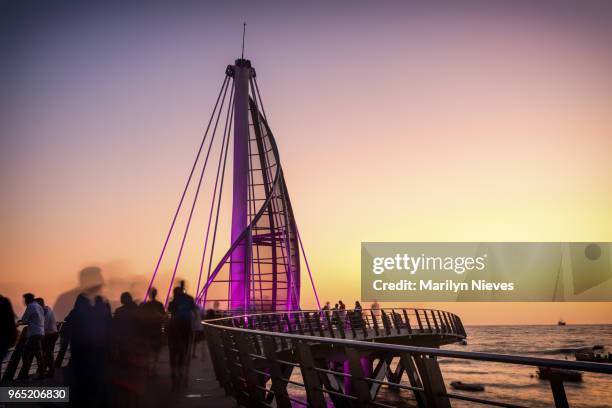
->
[[304, 312, 316, 336], [283, 313, 293, 334], [347, 311, 357, 338], [441, 311, 452, 334], [346, 347, 372, 407], [261, 335, 292, 408], [333, 311, 346, 339], [368, 355, 392, 399], [234, 331, 265, 406], [413, 355, 452, 408], [448, 313, 459, 334], [371, 310, 380, 337], [2, 328, 27, 381], [380, 310, 391, 336], [403, 309, 413, 334], [314, 312, 326, 337], [264, 314, 273, 331], [270, 314, 279, 332], [549, 376, 570, 408], [221, 330, 247, 404], [423, 310, 433, 333], [205, 326, 231, 393], [415, 309, 425, 332], [325, 311, 335, 338], [295, 313, 305, 335], [391, 310, 401, 334], [296, 342, 327, 408], [431, 310, 440, 333], [399, 353, 426, 408], [360, 312, 368, 338], [454, 314, 467, 337]]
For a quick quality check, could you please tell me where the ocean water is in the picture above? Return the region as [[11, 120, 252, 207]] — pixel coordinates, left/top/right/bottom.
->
[[381, 325, 612, 408], [288, 325, 612, 407], [436, 324, 612, 408]]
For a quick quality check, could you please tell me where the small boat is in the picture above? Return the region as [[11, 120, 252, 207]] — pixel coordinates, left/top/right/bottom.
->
[[575, 351, 612, 363], [557, 319, 566, 326], [450, 381, 485, 392], [537, 367, 582, 382]]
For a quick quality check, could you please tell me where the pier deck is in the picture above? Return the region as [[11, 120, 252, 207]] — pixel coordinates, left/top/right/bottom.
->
[[4, 344, 235, 408]]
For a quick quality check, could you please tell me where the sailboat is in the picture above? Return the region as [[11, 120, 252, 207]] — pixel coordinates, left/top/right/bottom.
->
[[558, 318, 566, 326]]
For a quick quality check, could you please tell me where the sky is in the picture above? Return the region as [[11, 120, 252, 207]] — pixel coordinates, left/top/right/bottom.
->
[[1, 1, 611, 324]]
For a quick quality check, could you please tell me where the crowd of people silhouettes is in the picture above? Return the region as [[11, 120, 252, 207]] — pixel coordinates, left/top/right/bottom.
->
[[0, 289, 377, 408], [0, 280, 219, 408]]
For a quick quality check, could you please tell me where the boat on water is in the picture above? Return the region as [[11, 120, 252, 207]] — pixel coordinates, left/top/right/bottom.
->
[[450, 381, 485, 392], [557, 319, 566, 326], [537, 367, 582, 382], [575, 351, 612, 363]]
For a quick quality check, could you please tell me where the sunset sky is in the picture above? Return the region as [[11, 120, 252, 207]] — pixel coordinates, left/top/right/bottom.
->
[[1, 1, 611, 324]]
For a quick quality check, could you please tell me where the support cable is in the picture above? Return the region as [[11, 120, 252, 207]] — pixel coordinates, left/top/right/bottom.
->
[[201, 88, 234, 307], [297, 228, 321, 310], [196, 85, 233, 304], [144, 76, 228, 302], [164, 77, 232, 306], [255, 79, 316, 310], [195, 78, 235, 302]]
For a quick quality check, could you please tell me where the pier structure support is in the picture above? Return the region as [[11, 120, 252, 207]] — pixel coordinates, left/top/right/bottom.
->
[[229, 58, 251, 311], [204, 324, 453, 408]]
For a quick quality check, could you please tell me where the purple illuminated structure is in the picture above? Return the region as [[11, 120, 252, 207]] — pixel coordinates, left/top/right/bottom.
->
[[145, 58, 319, 313]]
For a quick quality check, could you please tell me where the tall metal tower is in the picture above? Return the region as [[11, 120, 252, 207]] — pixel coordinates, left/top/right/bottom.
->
[[146, 58, 318, 313]]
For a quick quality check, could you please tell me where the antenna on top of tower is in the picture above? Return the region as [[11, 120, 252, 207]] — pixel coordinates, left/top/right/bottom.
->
[[241, 22, 246, 59]]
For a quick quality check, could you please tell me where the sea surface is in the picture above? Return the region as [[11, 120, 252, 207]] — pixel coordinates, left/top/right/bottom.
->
[[288, 324, 612, 407], [430, 325, 612, 407]]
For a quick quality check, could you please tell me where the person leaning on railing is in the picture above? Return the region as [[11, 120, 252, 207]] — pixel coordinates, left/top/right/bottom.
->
[[17, 293, 45, 380], [35, 297, 58, 378]]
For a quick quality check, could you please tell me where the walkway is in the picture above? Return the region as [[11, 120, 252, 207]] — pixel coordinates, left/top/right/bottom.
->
[[4, 342, 235, 408], [141, 342, 236, 408]]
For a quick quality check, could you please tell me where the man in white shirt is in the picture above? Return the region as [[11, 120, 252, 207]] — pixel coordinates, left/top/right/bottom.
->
[[17, 293, 45, 380], [36, 297, 58, 377]]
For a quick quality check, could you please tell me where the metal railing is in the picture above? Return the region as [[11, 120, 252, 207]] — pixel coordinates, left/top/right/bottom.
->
[[1, 323, 69, 382], [211, 308, 466, 342], [203, 309, 612, 408]]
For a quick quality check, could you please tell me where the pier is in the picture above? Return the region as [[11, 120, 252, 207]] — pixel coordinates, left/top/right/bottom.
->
[[3, 308, 612, 407], [3, 56, 612, 408]]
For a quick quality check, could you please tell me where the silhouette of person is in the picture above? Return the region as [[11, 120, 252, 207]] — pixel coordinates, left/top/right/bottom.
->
[[0, 295, 18, 378], [92, 296, 112, 352], [17, 293, 45, 380], [92, 296, 112, 406], [204, 300, 221, 320], [352, 301, 363, 329], [191, 303, 204, 358], [370, 300, 381, 317], [53, 267, 104, 321], [338, 300, 346, 325], [111, 292, 147, 408], [63, 294, 95, 407], [139, 288, 165, 376], [167, 281, 195, 391], [35, 297, 58, 377]]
